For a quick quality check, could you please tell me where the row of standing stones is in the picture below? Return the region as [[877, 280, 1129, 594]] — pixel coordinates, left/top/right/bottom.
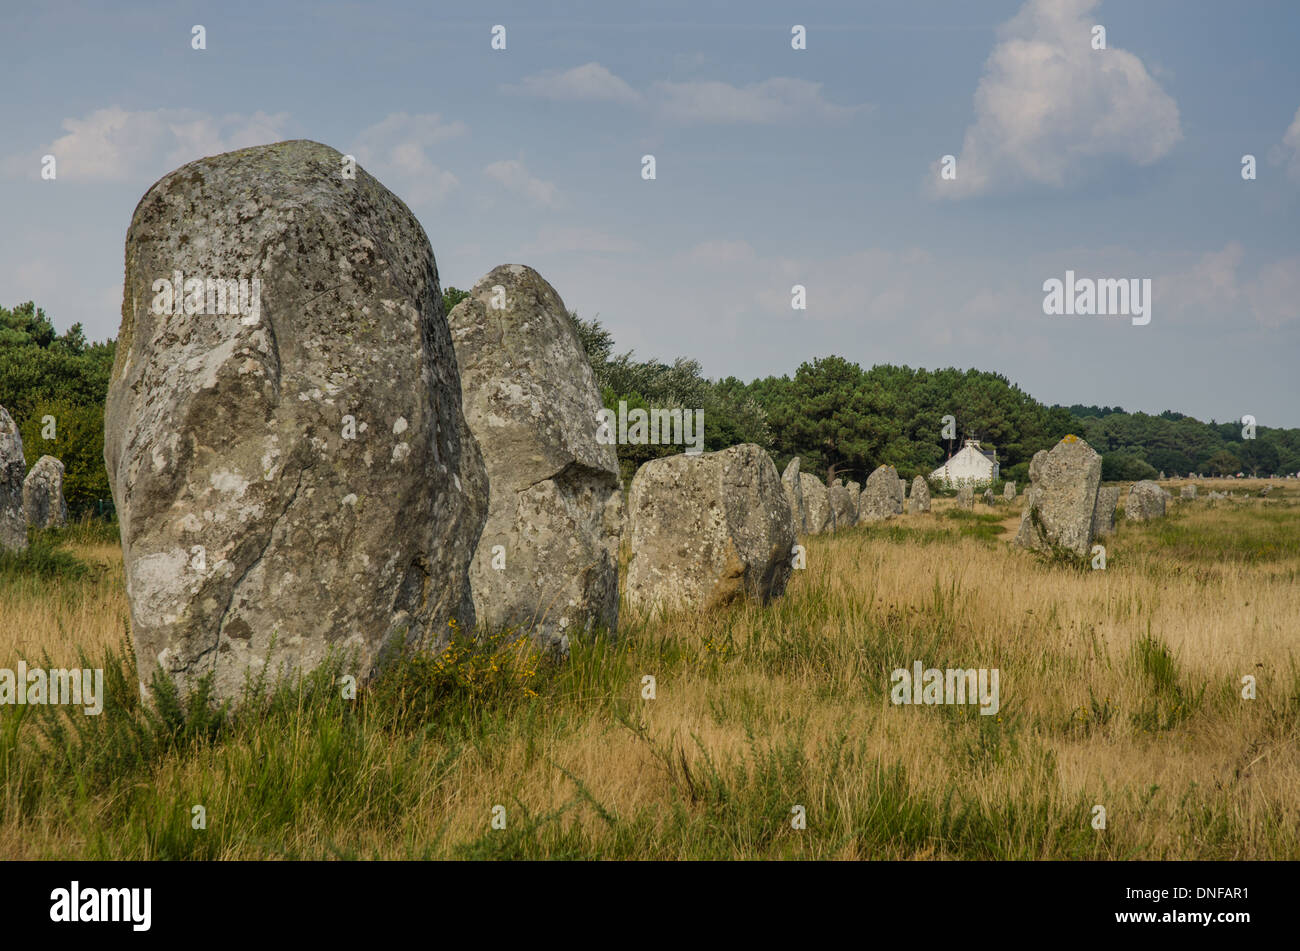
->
[[778, 432, 1178, 564], [780, 457, 930, 537], [0, 406, 69, 549], [96, 140, 801, 708], [21, 139, 1240, 709]]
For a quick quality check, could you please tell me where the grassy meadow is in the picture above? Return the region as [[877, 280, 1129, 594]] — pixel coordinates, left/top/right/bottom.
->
[[1, 478, 1298, 859]]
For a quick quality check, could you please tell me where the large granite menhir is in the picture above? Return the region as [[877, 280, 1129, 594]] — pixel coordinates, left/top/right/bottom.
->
[[1015, 435, 1102, 557], [448, 264, 621, 652], [24, 455, 68, 530], [908, 476, 930, 513], [801, 472, 834, 534], [105, 140, 488, 705], [860, 464, 903, 522], [625, 444, 795, 615]]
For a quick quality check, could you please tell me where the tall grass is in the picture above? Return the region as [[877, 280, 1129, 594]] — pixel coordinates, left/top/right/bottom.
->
[[1, 482, 1298, 858]]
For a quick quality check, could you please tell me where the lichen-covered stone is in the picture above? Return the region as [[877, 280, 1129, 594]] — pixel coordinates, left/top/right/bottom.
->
[[0, 405, 25, 551], [1181, 484, 1197, 500], [801, 472, 835, 534], [625, 444, 795, 615], [448, 264, 620, 651], [781, 457, 806, 534], [1015, 435, 1102, 557], [982, 487, 995, 506], [829, 480, 856, 529], [1125, 480, 1167, 521], [23, 455, 68, 530], [1004, 481, 1016, 500], [908, 476, 930, 513], [105, 139, 488, 705], [1091, 485, 1120, 536], [956, 485, 974, 510], [860, 464, 903, 522]]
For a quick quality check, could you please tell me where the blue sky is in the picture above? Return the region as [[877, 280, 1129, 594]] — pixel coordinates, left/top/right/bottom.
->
[[3, 0, 1298, 423]]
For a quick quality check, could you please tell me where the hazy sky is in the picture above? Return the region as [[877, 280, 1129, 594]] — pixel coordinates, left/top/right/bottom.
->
[[3, 0, 1298, 424]]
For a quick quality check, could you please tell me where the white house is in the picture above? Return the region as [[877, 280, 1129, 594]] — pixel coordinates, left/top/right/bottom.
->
[[931, 439, 999, 488]]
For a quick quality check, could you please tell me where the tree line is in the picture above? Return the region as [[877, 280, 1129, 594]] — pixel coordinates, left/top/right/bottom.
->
[[1, 297, 1295, 521]]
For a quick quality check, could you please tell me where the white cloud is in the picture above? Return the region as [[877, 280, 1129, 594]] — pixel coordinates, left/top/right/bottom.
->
[[502, 62, 641, 104], [11, 106, 291, 182], [1156, 242, 1300, 330], [502, 62, 864, 124], [650, 77, 865, 124], [935, 0, 1181, 198], [352, 112, 465, 206], [483, 159, 561, 208], [1273, 105, 1300, 180]]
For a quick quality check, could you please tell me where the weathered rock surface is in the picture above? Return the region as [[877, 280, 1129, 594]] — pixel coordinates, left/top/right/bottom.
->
[[956, 485, 974, 510], [846, 480, 861, 518], [1014, 435, 1102, 556], [0, 406, 25, 551], [625, 444, 795, 615], [829, 480, 856, 529], [860, 465, 904, 522], [449, 265, 620, 650], [105, 139, 488, 704], [23, 455, 68, 530], [1091, 485, 1120, 536], [781, 457, 806, 534], [1125, 480, 1166, 521], [982, 487, 995, 506], [1004, 481, 1016, 500], [801, 473, 834, 534], [1181, 484, 1197, 500], [908, 476, 930, 513]]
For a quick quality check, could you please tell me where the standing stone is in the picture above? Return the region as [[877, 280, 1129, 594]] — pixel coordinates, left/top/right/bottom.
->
[[1125, 480, 1166, 521], [0, 406, 26, 551], [781, 457, 806, 534], [860, 464, 904, 522], [982, 487, 995, 506], [1158, 471, 1166, 480], [846, 480, 861, 518], [956, 485, 974, 510], [105, 140, 488, 705], [625, 444, 795, 615], [829, 479, 856, 529], [1004, 481, 1016, 500], [908, 475, 930, 513], [1260, 485, 1272, 497], [1091, 485, 1120, 536], [23, 455, 68, 530], [1181, 484, 1197, 500], [1014, 435, 1102, 557], [801, 472, 835, 534], [448, 264, 620, 651]]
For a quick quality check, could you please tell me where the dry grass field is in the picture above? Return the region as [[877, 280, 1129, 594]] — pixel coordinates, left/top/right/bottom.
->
[[1, 478, 1297, 859]]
